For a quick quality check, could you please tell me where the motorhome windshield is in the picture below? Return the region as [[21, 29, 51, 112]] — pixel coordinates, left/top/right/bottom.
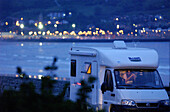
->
[[114, 69, 164, 89]]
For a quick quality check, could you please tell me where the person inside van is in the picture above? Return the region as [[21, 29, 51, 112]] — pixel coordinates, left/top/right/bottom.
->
[[122, 70, 137, 84]]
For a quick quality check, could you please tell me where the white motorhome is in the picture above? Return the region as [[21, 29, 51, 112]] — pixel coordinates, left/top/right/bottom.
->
[[69, 41, 170, 112]]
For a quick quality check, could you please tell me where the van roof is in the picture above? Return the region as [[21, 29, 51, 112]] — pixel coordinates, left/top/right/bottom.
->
[[70, 46, 158, 69]]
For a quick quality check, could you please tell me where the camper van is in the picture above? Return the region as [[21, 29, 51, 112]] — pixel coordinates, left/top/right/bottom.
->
[[69, 41, 169, 112]]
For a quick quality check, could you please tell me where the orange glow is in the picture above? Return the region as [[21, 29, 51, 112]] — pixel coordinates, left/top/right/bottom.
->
[[38, 31, 41, 35], [56, 21, 59, 24], [70, 31, 76, 36], [55, 31, 59, 34], [16, 21, 20, 26], [78, 31, 83, 35], [47, 30, 50, 35], [48, 21, 51, 24], [96, 28, 99, 30], [5, 22, 8, 25], [34, 23, 38, 27], [117, 25, 119, 29], [77, 82, 81, 85], [63, 31, 68, 35], [59, 32, 62, 36]]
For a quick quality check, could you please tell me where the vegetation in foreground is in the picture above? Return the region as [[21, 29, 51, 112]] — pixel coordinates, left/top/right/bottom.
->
[[0, 57, 104, 112]]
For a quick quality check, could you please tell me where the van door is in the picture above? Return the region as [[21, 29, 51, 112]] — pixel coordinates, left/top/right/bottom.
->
[[101, 69, 116, 104], [91, 61, 98, 105]]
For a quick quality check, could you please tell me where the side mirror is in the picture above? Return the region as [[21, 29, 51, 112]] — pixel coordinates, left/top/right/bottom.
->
[[101, 82, 107, 94]]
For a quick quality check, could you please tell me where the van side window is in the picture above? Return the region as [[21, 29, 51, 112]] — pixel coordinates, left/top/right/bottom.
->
[[81, 62, 92, 74], [71, 60, 76, 77], [104, 70, 113, 92]]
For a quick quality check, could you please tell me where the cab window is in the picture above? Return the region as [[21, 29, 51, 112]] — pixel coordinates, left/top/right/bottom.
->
[[104, 70, 113, 92]]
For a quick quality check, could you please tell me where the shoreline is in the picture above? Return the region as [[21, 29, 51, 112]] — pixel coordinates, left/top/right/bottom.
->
[[0, 38, 170, 43]]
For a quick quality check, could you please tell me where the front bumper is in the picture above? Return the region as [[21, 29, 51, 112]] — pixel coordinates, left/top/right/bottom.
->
[[114, 105, 170, 112]]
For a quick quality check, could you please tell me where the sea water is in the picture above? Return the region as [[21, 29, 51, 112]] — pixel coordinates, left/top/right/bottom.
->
[[0, 41, 169, 85]]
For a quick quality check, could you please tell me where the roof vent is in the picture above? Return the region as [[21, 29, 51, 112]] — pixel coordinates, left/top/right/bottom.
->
[[113, 41, 127, 49]]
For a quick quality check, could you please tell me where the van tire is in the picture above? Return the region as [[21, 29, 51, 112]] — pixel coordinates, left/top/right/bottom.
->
[[110, 105, 118, 112]]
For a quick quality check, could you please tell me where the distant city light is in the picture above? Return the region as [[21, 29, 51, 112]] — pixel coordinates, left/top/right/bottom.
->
[[56, 21, 59, 24], [54, 24, 57, 28], [48, 21, 51, 24], [55, 31, 59, 34], [116, 18, 119, 21], [47, 30, 50, 35], [38, 23, 44, 29], [16, 21, 20, 26], [59, 32, 62, 36], [35, 23, 38, 27], [38, 31, 41, 35], [96, 28, 99, 30], [21, 32, 24, 35], [5, 22, 8, 25], [42, 32, 46, 35], [20, 24, 24, 29], [63, 13, 66, 17], [69, 12, 72, 15], [159, 16, 162, 19], [117, 25, 119, 29], [21, 17, 23, 20], [34, 32, 37, 35], [72, 24, 76, 28], [29, 31, 33, 35], [155, 18, 157, 21]]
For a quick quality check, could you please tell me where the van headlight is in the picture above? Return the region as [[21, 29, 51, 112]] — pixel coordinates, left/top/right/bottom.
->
[[121, 99, 136, 106], [160, 100, 170, 106]]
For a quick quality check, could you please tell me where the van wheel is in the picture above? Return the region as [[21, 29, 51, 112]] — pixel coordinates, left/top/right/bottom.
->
[[110, 105, 118, 112]]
